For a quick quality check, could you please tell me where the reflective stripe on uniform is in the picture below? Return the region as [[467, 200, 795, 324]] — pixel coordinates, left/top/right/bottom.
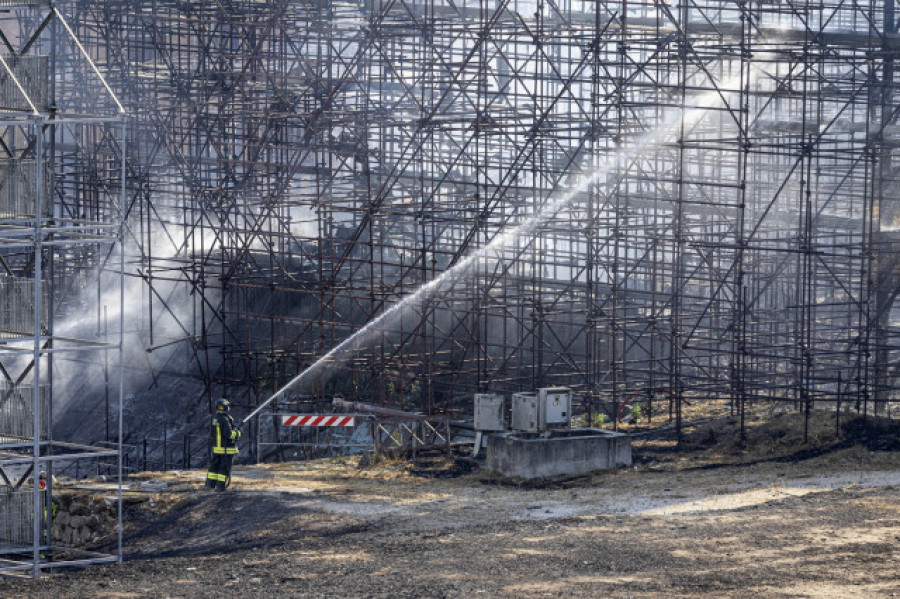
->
[[214, 421, 223, 451]]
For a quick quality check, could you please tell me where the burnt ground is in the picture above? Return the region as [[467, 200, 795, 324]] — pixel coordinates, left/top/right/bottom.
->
[[1, 411, 898, 598]]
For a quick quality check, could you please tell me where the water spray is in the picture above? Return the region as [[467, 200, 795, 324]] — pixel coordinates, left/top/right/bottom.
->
[[241, 67, 756, 426]]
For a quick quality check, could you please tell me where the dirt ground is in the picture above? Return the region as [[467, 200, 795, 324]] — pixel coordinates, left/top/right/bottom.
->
[[1, 411, 899, 598]]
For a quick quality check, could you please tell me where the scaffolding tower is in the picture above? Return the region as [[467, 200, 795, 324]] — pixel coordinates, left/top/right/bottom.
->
[[65, 0, 899, 447], [0, 0, 125, 577]]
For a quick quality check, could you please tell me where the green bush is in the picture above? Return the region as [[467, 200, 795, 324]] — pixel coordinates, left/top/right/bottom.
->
[[629, 404, 643, 422], [576, 412, 608, 428]]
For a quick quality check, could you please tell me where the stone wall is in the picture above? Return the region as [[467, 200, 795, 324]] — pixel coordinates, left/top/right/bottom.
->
[[51, 492, 117, 548]]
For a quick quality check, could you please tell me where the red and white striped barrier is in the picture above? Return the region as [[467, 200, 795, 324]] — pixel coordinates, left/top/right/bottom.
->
[[281, 414, 356, 427]]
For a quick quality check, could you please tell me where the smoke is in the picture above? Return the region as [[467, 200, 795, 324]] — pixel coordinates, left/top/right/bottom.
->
[[49, 206, 221, 442]]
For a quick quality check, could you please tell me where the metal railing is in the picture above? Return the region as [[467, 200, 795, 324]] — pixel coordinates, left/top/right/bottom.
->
[[122, 420, 210, 472]]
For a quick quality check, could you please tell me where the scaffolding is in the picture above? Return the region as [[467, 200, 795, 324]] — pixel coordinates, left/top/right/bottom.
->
[[63, 0, 900, 450], [0, 0, 125, 578]]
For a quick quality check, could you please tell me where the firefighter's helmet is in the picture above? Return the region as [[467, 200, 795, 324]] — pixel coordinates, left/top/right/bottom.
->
[[215, 398, 231, 412]]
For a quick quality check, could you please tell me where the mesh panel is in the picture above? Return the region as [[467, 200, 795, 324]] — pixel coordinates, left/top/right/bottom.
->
[[0, 276, 48, 339], [0, 159, 52, 219], [0, 383, 49, 443], [0, 0, 47, 7], [0, 488, 46, 549], [0, 55, 48, 112]]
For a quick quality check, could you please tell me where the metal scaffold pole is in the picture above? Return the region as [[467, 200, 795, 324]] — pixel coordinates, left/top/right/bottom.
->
[[52, 0, 899, 457]]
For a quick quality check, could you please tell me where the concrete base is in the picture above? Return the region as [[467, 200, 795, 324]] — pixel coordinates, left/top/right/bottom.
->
[[485, 428, 632, 479]]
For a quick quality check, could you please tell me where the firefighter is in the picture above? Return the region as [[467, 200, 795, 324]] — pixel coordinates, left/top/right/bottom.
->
[[206, 398, 241, 491]]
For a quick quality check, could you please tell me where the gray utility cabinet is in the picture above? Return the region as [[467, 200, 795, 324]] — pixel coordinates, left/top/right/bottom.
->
[[511, 388, 571, 432], [511, 392, 539, 432], [474, 393, 505, 431], [538, 387, 571, 428]]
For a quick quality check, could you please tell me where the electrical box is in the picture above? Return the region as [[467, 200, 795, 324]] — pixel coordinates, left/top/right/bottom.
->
[[538, 387, 571, 428], [474, 393, 505, 431], [511, 392, 539, 432]]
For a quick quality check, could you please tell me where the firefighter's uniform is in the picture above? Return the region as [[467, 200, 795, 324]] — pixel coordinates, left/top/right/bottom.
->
[[206, 399, 241, 491]]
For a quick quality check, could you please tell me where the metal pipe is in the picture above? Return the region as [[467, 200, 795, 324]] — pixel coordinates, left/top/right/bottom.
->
[[332, 398, 429, 421]]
